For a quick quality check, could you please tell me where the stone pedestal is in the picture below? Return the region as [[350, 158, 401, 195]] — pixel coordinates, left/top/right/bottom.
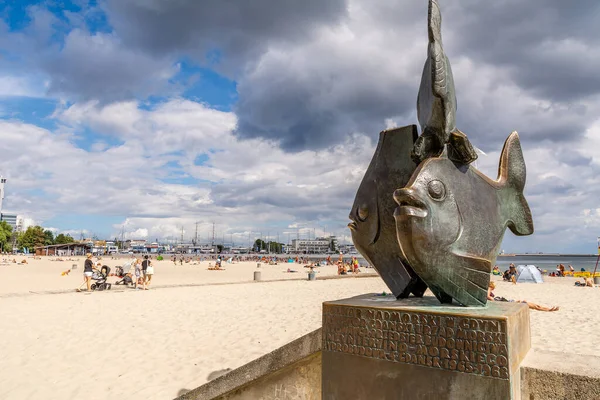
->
[[322, 294, 530, 400]]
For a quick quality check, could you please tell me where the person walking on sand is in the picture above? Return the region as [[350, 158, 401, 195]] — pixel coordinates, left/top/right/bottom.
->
[[144, 256, 154, 289], [133, 258, 144, 290], [141, 255, 152, 290], [77, 253, 96, 292]]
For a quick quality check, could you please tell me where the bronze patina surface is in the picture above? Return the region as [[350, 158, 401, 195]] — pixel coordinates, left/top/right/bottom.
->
[[413, 0, 477, 165], [394, 132, 534, 307], [348, 125, 427, 298], [322, 294, 530, 400], [349, 0, 534, 307]]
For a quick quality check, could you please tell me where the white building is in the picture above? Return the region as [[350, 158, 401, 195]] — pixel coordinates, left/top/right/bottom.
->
[[291, 237, 337, 254]]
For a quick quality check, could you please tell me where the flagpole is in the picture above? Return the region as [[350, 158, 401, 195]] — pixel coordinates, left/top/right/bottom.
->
[[592, 237, 600, 280]]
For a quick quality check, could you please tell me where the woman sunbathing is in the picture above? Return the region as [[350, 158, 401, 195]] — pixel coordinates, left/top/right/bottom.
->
[[487, 282, 559, 312]]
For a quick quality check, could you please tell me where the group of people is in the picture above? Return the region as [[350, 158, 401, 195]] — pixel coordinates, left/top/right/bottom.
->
[[337, 256, 360, 275], [76, 253, 154, 292]]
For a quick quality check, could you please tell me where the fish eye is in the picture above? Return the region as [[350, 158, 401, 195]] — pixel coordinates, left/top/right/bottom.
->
[[427, 180, 446, 200], [357, 205, 369, 221]]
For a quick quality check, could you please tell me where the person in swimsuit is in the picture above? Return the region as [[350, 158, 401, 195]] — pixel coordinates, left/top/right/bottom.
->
[[77, 253, 96, 292], [487, 282, 559, 311]]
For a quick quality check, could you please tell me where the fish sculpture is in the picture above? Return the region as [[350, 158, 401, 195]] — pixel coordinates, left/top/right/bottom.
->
[[393, 132, 534, 306], [349, 125, 428, 298], [413, 0, 478, 166]]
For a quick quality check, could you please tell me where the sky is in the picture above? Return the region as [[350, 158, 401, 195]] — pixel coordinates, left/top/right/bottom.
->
[[0, 0, 599, 253]]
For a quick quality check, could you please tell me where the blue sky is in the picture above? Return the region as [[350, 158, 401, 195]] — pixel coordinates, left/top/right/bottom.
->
[[1, 0, 600, 253]]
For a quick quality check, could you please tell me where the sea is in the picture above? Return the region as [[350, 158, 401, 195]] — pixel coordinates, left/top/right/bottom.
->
[[325, 254, 600, 272], [496, 255, 600, 272]]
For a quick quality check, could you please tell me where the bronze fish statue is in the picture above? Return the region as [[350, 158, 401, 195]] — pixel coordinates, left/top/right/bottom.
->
[[349, 125, 427, 298], [394, 132, 534, 306], [413, 0, 478, 166]]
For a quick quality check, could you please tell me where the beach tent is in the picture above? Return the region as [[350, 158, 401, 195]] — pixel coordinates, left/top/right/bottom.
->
[[516, 265, 543, 283]]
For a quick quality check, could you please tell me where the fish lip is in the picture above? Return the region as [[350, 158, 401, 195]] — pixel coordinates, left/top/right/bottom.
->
[[394, 188, 428, 218], [347, 220, 358, 231]]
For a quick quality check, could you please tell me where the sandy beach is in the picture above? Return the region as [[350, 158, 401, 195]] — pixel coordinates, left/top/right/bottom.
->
[[1, 256, 599, 399]]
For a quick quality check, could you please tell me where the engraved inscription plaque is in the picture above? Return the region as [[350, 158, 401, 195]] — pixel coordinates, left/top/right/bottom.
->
[[323, 306, 510, 379], [322, 295, 530, 400]]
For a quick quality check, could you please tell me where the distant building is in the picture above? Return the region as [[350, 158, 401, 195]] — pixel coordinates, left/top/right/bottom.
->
[[291, 236, 338, 254], [0, 213, 18, 231], [0, 176, 5, 213], [338, 244, 357, 254], [35, 243, 90, 257]]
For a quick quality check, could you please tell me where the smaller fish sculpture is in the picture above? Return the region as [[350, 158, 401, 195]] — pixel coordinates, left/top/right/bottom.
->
[[413, 0, 478, 166], [393, 132, 534, 306], [349, 125, 427, 298]]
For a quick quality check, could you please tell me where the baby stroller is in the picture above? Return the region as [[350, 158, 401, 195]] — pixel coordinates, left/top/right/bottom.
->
[[115, 262, 134, 287], [91, 266, 112, 291]]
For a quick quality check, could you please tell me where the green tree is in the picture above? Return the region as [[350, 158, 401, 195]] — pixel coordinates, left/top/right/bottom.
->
[[253, 239, 283, 253], [44, 229, 55, 246], [254, 239, 266, 251], [268, 242, 283, 253], [55, 233, 75, 244], [216, 244, 224, 253], [17, 226, 47, 252], [0, 221, 13, 252]]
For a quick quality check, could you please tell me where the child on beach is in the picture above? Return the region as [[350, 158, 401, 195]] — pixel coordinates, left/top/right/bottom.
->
[[134, 260, 144, 290]]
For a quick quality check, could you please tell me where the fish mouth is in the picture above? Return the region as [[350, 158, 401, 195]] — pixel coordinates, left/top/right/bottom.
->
[[348, 220, 358, 231], [393, 188, 428, 218]]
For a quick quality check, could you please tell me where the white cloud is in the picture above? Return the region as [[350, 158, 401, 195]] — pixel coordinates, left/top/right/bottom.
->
[[2, 1, 600, 253], [3, 94, 600, 251], [0, 99, 376, 244], [0, 76, 46, 98]]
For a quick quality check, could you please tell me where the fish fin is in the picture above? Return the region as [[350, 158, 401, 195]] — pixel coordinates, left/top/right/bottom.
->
[[438, 255, 491, 307], [411, 128, 444, 164], [498, 131, 534, 236], [447, 129, 478, 165]]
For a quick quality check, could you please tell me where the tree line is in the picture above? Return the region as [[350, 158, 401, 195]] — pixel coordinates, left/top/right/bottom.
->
[[0, 224, 76, 253], [253, 239, 284, 253]]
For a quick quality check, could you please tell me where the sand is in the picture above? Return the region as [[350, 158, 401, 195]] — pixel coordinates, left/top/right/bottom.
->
[[0, 257, 599, 399]]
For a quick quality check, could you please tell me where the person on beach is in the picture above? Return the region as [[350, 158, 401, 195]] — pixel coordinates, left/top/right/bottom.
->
[[503, 264, 517, 283], [487, 282, 559, 312], [352, 257, 360, 274], [133, 259, 144, 290], [575, 277, 594, 287], [77, 253, 96, 292], [141, 255, 151, 290], [144, 256, 154, 288], [492, 265, 501, 276]]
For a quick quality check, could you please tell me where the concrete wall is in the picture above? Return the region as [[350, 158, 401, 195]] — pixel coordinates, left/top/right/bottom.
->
[[521, 350, 600, 400], [177, 329, 322, 400], [218, 354, 321, 400], [178, 329, 600, 400]]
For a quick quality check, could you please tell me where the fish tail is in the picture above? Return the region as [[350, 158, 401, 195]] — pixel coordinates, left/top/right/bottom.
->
[[498, 131, 534, 236], [428, 0, 446, 100], [428, 0, 442, 44]]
